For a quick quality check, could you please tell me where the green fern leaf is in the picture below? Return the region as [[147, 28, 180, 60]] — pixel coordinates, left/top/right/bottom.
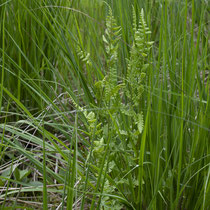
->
[[137, 112, 144, 134]]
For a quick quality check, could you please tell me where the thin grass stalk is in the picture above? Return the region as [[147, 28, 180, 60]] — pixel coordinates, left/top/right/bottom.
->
[[0, 4, 5, 114], [90, 131, 112, 209], [203, 166, 210, 209], [66, 113, 77, 209], [137, 105, 150, 209], [80, 110, 101, 210], [42, 128, 48, 210], [176, 0, 188, 208], [96, 152, 110, 209]]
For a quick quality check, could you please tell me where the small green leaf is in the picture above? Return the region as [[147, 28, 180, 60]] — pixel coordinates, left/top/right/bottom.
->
[[19, 169, 31, 180], [28, 181, 43, 187], [14, 168, 20, 181], [87, 111, 95, 121], [137, 113, 144, 134], [102, 35, 108, 44], [119, 130, 128, 135]]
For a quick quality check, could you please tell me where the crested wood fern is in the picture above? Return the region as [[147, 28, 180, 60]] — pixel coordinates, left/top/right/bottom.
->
[[74, 5, 153, 209]]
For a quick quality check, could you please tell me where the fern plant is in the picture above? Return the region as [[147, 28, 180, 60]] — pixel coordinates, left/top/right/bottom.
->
[[74, 5, 153, 209], [125, 7, 153, 133]]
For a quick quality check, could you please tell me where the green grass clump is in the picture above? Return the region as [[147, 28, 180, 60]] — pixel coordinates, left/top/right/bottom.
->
[[0, 0, 209, 209]]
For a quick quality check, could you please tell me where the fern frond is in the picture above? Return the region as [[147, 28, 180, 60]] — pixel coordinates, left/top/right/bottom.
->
[[126, 8, 153, 104], [69, 94, 84, 113], [103, 5, 121, 86], [68, 93, 102, 136], [76, 46, 92, 67], [132, 6, 137, 34]]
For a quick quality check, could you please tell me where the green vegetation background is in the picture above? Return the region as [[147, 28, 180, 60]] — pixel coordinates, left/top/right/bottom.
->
[[0, 0, 209, 209]]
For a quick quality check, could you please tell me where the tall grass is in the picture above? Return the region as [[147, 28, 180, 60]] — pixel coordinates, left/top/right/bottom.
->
[[0, 0, 209, 209]]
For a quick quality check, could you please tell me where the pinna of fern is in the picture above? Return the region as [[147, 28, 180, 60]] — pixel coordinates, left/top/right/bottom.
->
[[76, 45, 92, 67]]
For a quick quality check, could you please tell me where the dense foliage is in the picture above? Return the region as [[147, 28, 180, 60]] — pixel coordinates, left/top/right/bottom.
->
[[0, 0, 209, 209]]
